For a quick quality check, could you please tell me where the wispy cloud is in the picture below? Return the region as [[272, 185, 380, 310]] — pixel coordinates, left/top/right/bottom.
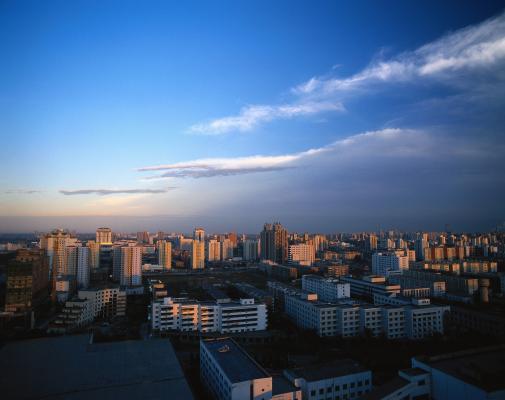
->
[[59, 188, 176, 196], [293, 11, 505, 95], [138, 128, 423, 179], [189, 101, 344, 135], [3, 190, 42, 194], [189, 12, 505, 135]]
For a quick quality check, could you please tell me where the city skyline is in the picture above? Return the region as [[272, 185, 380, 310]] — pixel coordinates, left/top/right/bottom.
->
[[1, 1, 505, 232]]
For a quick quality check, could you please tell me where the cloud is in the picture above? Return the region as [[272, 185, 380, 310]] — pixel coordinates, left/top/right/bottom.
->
[[189, 101, 344, 134], [59, 188, 176, 196], [188, 12, 505, 135], [293, 11, 505, 95], [3, 190, 42, 194], [138, 128, 425, 179]]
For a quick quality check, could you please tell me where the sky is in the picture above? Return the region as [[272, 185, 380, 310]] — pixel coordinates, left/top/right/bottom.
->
[[1, 0, 505, 233]]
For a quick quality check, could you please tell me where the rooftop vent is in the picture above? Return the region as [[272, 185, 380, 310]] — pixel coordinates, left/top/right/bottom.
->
[[218, 345, 230, 353]]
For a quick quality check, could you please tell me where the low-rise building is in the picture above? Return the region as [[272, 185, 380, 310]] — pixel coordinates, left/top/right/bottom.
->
[[301, 275, 350, 302], [200, 337, 301, 400], [151, 297, 267, 334], [284, 359, 372, 400]]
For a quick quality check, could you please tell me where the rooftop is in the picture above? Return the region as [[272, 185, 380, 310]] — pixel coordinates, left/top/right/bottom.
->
[[414, 345, 505, 392], [0, 334, 194, 400], [287, 359, 369, 382], [202, 337, 269, 383]]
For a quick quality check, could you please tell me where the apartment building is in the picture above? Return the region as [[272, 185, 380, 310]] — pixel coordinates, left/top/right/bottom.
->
[[151, 297, 267, 334], [340, 276, 401, 301], [301, 275, 350, 302], [78, 286, 126, 318]]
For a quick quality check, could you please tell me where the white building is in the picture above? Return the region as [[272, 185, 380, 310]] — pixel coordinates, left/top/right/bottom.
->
[[151, 297, 267, 334], [284, 291, 449, 340], [288, 244, 315, 266], [284, 359, 372, 400], [78, 286, 126, 318], [191, 240, 205, 269], [76, 246, 90, 289], [200, 338, 300, 400], [372, 251, 409, 276], [301, 275, 350, 302], [340, 276, 401, 300]]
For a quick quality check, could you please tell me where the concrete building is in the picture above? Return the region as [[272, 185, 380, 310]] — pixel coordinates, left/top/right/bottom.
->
[[120, 245, 142, 287], [151, 297, 267, 334], [260, 223, 288, 264], [220, 238, 234, 260], [86, 240, 101, 270], [0, 335, 194, 400], [340, 276, 401, 301], [288, 243, 315, 266], [301, 275, 350, 302], [78, 286, 126, 318], [200, 338, 301, 400], [284, 359, 372, 400], [157, 240, 172, 270], [95, 227, 112, 244], [5, 249, 50, 313], [401, 269, 479, 296], [39, 229, 78, 278], [76, 246, 90, 289], [206, 239, 221, 262], [243, 239, 260, 261], [372, 251, 409, 276]]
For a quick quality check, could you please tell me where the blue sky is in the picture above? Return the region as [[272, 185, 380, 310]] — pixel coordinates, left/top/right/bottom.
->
[[1, 0, 504, 233]]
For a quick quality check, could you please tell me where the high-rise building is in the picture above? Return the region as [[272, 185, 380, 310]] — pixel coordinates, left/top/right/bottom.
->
[[76, 247, 90, 289], [288, 243, 315, 266], [191, 240, 205, 269], [194, 227, 205, 242], [243, 239, 260, 261], [157, 240, 172, 270], [5, 249, 50, 313], [86, 240, 101, 270], [39, 229, 78, 279], [260, 222, 288, 264], [372, 251, 409, 276], [367, 234, 378, 251], [191, 228, 205, 269], [137, 231, 150, 244], [206, 239, 221, 262], [120, 246, 142, 286], [95, 227, 112, 244], [220, 238, 233, 260]]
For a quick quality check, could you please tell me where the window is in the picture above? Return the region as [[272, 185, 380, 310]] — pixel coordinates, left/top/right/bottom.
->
[[319, 388, 324, 394], [310, 390, 316, 397]]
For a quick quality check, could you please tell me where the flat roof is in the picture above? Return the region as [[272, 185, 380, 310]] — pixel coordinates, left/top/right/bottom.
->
[[287, 359, 369, 382], [0, 334, 194, 400], [202, 338, 269, 383], [414, 345, 505, 392], [272, 375, 298, 396], [361, 376, 409, 400]]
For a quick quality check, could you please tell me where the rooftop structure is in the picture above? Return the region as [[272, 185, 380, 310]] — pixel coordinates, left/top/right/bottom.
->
[[0, 334, 194, 400]]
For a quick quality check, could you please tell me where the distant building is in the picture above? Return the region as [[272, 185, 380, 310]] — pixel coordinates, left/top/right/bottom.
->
[[95, 227, 112, 244], [340, 276, 401, 301], [39, 228, 78, 279], [206, 239, 221, 262], [326, 264, 349, 278], [372, 251, 408, 276], [289, 243, 315, 266], [76, 246, 90, 289], [157, 240, 172, 270], [260, 222, 288, 264], [301, 275, 350, 302], [243, 239, 260, 261], [120, 245, 142, 287]]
